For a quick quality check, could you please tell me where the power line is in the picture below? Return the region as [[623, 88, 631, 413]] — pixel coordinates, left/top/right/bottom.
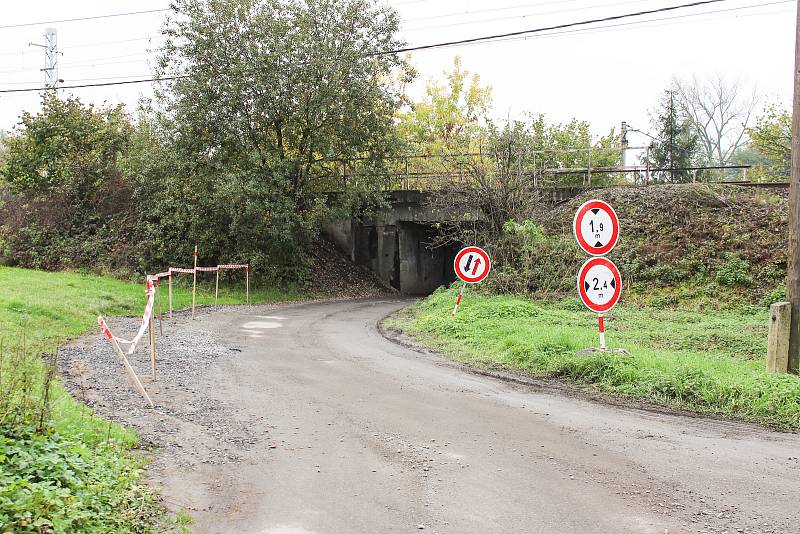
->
[[391, 0, 730, 53], [403, 0, 582, 23], [0, 8, 170, 31], [403, 0, 653, 32], [0, 0, 751, 94], [443, 0, 791, 51]]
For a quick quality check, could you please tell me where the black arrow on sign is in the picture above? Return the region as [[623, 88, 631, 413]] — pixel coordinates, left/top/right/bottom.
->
[[594, 241, 604, 247], [591, 209, 600, 215], [584, 281, 590, 291], [611, 279, 616, 289]]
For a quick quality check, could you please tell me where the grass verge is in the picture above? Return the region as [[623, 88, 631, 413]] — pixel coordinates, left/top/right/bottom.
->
[[386, 286, 800, 430], [0, 266, 306, 533]]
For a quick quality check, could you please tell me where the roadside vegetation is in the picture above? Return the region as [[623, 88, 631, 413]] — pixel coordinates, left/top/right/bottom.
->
[[388, 288, 800, 430], [0, 267, 302, 532]]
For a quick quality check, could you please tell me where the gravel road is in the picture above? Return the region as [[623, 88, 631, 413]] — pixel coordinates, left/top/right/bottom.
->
[[60, 299, 800, 534]]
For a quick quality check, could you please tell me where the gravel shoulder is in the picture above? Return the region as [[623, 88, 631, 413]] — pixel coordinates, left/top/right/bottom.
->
[[60, 299, 800, 534]]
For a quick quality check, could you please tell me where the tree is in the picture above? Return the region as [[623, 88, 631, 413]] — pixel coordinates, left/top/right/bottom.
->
[[0, 93, 135, 269], [155, 0, 412, 281], [674, 75, 758, 168], [747, 104, 791, 179], [396, 56, 493, 155], [645, 89, 699, 183]]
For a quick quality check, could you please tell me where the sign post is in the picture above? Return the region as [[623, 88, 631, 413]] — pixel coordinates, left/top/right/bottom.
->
[[577, 257, 622, 348], [574, 199, 622, 351], [452, 246, 491, 316]]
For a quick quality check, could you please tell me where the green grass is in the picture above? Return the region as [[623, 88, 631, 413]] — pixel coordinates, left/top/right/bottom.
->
[[0, 266, 306, 533], [387, 286, 800, 430]]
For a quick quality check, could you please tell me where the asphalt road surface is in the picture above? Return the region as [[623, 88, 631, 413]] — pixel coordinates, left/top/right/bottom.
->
[[65, 298, 800, 534]]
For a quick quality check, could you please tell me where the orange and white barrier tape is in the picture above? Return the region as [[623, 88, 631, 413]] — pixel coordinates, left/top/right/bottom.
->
[[97, 277, 155, 354], [99, 264, 249, 349]]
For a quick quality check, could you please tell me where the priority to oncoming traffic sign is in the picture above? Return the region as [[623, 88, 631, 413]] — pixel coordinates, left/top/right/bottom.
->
[[573, 199, 620, 256], [454, 246, 491, 284], [577, 256, 622, 314]]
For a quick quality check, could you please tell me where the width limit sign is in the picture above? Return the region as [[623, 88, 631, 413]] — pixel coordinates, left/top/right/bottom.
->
[[574, 199, 622, 351]]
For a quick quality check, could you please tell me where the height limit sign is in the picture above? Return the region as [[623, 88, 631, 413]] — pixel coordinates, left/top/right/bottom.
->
[[574, 199, 622, 350], [573, 199, 620, 256]]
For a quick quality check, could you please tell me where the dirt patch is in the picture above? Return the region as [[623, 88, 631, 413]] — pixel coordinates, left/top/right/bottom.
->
[[309, 238, 393, 298]]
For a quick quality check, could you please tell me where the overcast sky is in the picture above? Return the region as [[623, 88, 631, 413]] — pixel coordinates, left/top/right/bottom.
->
[[0, 0, 795, 145]]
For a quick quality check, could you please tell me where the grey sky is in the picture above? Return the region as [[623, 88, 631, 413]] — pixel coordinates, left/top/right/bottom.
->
[[0, 0, 795, 145]]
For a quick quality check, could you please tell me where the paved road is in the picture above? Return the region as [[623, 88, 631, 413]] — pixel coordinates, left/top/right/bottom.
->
[[145, 299, 800, 534]]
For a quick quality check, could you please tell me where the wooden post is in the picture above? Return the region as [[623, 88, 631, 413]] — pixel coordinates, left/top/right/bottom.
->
[[101, 317, 154, 408], [215, 269, 220, 305], [788, 0, 800, 374], [149, 312, 157, 381], [191, 244, 198, 320], [168, 273, 173, 319], [156, 279, 163, 336], [767, 302, 791, 373], [245, 265, 250, 304]]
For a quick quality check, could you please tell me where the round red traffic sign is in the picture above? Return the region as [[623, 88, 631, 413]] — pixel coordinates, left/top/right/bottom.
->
[[454, 246, 491, 284], [573, 199, 620, 256], [577, 257, 622, 313]]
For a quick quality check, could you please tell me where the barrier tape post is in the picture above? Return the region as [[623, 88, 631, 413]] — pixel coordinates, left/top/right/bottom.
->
[[168, 270, 173, 319], [149, 309, 157, 381], [97, 316, 154, 408], [215, 268, 220, 305], [246, 265, 249, 305], [191, 244, 198, 320], [155, 278, 163, 336]]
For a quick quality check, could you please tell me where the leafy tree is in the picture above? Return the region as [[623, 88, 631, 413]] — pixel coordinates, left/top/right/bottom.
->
[[645, 89, 699, 183], [0, 93, 135, 270], [153, 0, 412, 282], [397, 56, 492, 155], [747, 104, 791, 179], [2, 93, 131, 198]]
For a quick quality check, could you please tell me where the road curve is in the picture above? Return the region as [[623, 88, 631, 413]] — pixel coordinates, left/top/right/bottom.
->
[[147, 298, 800, 534]]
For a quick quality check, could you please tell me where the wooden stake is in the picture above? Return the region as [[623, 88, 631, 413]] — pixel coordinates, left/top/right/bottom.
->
[[168, 273, 173, 319], [215, 269, 220, 305], [156, 279, 163, 336], [788, 0, 800, 374], [102, 317, 154, 408], [191, 244, 198, 320], [246, 266, 250, 305], [149, 312, 157, 382]]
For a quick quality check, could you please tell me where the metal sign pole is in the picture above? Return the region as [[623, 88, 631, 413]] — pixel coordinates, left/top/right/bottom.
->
[[598, 314, 606, 350], [452, 282, 467, 316]]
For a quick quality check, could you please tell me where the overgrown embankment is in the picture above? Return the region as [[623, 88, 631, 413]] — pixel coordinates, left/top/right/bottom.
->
[[387, 289, 800, 430], [486, 184, 787, 304]]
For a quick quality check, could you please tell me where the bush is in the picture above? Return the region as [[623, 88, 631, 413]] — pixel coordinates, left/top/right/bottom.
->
[[715, 253, 753, 287]]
